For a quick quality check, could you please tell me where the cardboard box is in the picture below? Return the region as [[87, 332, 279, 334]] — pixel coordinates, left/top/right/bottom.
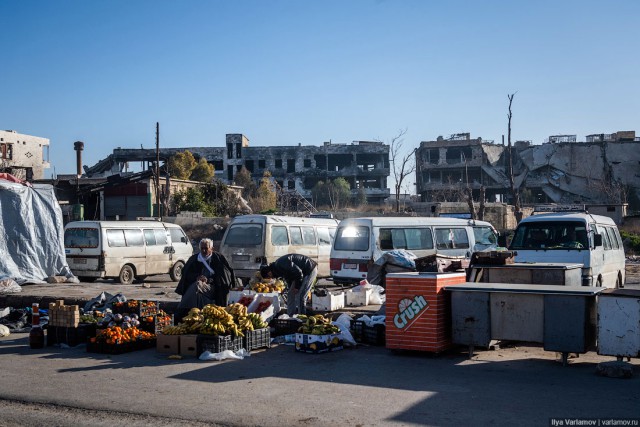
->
[[312, 291, 345, 312], [345, 288, 372, 307], [248, 293, 280, 323], [295, 332, 343, 354], [179, 334, 198, 357], [156, 333, 180, 354]]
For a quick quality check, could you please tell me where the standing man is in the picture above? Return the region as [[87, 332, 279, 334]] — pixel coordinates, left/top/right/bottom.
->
[[175, 238, 236, 322], [260, 254, 318, 316]]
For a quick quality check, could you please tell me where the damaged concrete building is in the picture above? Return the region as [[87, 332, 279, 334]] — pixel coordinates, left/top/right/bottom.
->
[[84, 134, 391, 206], [0, 129, 50, 180], [415, 131, 640, 212]]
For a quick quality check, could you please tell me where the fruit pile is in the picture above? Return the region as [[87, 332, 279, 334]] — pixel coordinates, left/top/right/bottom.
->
[[98, 312, 142, 329], [162, 304, 269, 337], [297, 314, 341, 335], [237, 296, 255, 307], [251, 279, 285, 293], [94, 325, 155, 345], [254, 300, 272, 314]]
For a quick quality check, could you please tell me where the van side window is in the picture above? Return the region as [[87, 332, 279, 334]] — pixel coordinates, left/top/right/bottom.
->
[[169, 228, 187, 245], [155, 229, 168, 245], [271, 226, 289, 246], [302, 226, 316, 245], [124, 229, 144, 246], [613, 227, 623, 249], [605, 227, 619, 250], [144, 229, 157, 246], [317, 227, 331, 246], [64, 228, 99, 248], [381, 228, 433, 250], [107, 229, 126, 247], [435, 228, 469, 249], [290, 226, 303, 245]]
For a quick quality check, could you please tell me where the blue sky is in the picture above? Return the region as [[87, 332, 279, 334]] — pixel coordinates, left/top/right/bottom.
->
[[2, 0, 638, 190]]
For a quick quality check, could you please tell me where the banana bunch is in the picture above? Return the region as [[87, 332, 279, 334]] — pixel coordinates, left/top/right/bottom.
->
[[162, 325, 188, 335], [225, 303, 254, 334], [247, 313, 268, 329], [200, 304, 242, 336], [181, 307, 205, 333], [250, 279, 285, 294], [297, 314, 341, 335]]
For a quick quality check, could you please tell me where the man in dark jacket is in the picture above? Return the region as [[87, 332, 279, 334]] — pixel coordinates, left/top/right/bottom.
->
[[260, 254, 317, 315], [175, 238, 236, 322]]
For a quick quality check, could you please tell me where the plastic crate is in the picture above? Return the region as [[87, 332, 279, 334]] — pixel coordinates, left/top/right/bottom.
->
[[272, 318, 303, 336], [140, 314, 173, 334], [196, 334, 244, 356], [47, 324, 96, 347], [112, 300, 159, 317], [87, 339, 156, 354], [351, 320, 386, 346], [243, 328, 271, 351]]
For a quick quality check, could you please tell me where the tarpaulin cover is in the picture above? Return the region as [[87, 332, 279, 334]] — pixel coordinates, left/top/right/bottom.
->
[[0, 179, 73, 283]]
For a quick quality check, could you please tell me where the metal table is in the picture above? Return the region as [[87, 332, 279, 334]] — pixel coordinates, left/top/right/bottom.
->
[[445, 283, 604, 365], [468, 263, 583, 286]]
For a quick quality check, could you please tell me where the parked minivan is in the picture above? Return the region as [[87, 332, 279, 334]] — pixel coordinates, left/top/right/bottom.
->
[[509, 209, 625, 288], [330, 217, 498, 284], [218, 214, 340, 283], [64, 220, 193, 284]]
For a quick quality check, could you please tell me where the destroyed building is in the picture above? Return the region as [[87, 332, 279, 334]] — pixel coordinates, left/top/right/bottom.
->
[[84, 134, 391, 206], [415, 131, 640, 212], [0, 130, 50, 180]]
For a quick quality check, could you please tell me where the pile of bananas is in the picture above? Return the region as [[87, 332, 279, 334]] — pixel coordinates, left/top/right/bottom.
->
[[200, 304, 241, 336], [297, 314, 341, 335], [250, 279, 285, 294], [162, 324, 189, 335], [247, 312, 268, 329]]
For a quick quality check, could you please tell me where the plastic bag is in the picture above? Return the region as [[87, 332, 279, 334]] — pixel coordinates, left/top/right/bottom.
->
[[199, 348, 250, 361], [0, 324, 10, 337], [369, 285, 386, 304], [333, 314, 357, 346]]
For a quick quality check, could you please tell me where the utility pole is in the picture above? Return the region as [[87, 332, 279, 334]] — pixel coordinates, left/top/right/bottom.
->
[[156, 122, 160, 219]]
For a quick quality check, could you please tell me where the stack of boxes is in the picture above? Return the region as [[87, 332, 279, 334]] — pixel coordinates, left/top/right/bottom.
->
[[48, 300, 80, 327]]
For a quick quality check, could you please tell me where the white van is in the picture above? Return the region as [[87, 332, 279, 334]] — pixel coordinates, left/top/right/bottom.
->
[[509, 210, 625, 288], [218, 214, 340, 283], [330, 217, 498, 284], [64, 220, 193, 284]]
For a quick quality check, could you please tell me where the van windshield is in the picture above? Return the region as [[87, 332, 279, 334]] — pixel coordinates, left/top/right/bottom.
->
[[334, 226, 369, 251], [64, 228, 99, 248], [473, 226, 498, 250], [510, 221, 588, 250], [224, 224, 263, 247]]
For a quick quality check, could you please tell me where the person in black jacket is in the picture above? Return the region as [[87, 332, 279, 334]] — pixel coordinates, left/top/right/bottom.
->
[[175, 238, 236, 322], [260, 254, 317, 315]]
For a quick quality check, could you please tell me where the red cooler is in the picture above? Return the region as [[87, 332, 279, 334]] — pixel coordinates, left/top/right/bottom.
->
[[385, 272, 466, 353]]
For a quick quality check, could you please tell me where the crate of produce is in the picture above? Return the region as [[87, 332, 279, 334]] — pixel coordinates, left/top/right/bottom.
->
[[295, 332, 343, 354], [351, 320, 385, 346], [196, 334, 244, 356], [272, 318, 303, 336], [112, 300, 159, 317], [243, 328, 271, 351], [87, 339, 156, 354], [47, 323, 96, 347], [140, 313, 173, 334]]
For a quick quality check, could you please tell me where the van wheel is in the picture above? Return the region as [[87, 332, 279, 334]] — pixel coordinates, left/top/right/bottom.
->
[[170, 261, 184, 282], [118, 265, 135, 285], [616, 274, 624, 289], [596, 277, 603, 288]]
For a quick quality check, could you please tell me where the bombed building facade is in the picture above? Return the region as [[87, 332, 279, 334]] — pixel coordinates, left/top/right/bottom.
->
[[415, 131, 640, 212], [84, 134, 391, 206], [0, 130, 50, 180]]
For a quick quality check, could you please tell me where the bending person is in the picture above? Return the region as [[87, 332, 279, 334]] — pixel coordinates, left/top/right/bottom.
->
[[260, 254, 318, 316]]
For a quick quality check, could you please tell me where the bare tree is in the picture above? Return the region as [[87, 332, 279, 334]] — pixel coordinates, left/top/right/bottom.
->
[[507, 93, 522, 222], [379, 128, 416, 213]]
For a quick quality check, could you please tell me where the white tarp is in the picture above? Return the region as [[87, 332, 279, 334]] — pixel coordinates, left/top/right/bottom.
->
[[0, 180, 74, 284]]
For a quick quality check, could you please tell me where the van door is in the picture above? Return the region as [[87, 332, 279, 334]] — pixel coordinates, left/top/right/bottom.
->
[[290, 225, 318, 260], [317, 226, 332, 277], [434, 227, 471, 256], [144, 228, 170, 274], [601, 226, 621, 287]]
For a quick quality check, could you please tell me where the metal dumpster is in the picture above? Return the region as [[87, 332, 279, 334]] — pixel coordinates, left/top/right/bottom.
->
[[446, 283, 604, 364], [468, 263, 583, 286], [597, 289, 640, 360]]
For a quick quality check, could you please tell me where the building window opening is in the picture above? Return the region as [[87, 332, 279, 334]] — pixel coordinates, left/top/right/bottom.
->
[[287, 159, 296, 173]]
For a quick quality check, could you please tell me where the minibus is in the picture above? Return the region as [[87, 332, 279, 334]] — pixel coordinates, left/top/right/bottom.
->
[[330, 217, 498, 284], [64, 220, 193, 284], [218, 214, 340, 283]]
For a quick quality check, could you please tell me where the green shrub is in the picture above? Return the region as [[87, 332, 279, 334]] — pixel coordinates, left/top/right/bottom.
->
[[620, 231, 640, 255]]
